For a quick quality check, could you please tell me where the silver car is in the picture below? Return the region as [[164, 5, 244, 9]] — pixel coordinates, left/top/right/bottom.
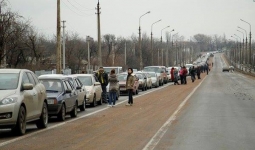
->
[[66, 75, 87, 111], [0, 69, 48, 135]]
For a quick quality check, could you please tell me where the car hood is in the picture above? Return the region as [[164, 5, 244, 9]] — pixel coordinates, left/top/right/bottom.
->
[[46, 92, 61, 98], [0, 90, 17, 100]]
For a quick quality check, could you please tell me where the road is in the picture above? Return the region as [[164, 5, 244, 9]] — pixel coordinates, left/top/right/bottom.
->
[[1, 53, 255, 150], [154, 54, 255, 150]]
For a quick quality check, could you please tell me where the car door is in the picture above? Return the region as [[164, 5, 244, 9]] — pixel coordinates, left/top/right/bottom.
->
[[64, 80, 76, 112], [21, 72, 37, 120], [93, 75, 101, 101], [74, 78, 85, 105], [27, 72, 43, 116]]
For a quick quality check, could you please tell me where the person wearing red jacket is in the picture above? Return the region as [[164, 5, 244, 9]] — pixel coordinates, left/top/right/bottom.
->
[[182, 66, 188, 84]]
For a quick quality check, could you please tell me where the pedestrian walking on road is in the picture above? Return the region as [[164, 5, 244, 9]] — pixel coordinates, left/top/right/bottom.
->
[[126, 68, 135, 106], [205, 64, 209, 75], [197, 66, 201, 79], [108, 69, 118, 107], [95, 67, 109, 103], [190, 66, 196, 82], [173, 68, 180, 85]]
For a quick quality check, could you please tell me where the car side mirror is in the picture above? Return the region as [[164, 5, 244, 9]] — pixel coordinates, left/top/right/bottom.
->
[[65, 89, 72, 93], [76, 86, 81, 90], [22, 83, 33, 91]]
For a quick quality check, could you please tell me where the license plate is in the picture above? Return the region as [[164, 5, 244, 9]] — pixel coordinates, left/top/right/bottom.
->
[[47, 100, 55, 104]]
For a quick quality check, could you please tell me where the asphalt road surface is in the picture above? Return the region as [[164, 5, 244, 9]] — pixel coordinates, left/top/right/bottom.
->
[[154, 54, 255, 150], [1, 54, 255, 150]]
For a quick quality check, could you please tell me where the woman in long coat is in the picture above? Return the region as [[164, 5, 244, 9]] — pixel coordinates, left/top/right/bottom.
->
[[170, 67, 175, 82]]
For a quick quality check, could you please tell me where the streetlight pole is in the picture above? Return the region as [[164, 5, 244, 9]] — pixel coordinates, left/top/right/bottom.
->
[[160, 25, 170, 66], [172, 32, 179, 66], [237, 30, 245, 70], [238, 26, 248, 71], [231, 36, 238, 65], [241, 19, 252, 73], [139, 11, 150, 70], [151, 19, 161, 65], [234, 34, 242, 69], [166, 29, 174, 67]]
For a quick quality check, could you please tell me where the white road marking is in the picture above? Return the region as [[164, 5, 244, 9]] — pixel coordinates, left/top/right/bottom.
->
[[0, 83, 171, 147], [142, 76, 207, 150]]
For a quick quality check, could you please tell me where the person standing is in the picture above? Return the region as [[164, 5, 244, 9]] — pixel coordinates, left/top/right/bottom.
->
[[179, 67, 184, 84], [205, 64, 209, 75], [95, 67, 109, 103], [183, 66, 188, 84], [170, 67, 175, 82], [126, 68, 135, 106], [108, 69, 118, 107], [173, 68, 180, 85]]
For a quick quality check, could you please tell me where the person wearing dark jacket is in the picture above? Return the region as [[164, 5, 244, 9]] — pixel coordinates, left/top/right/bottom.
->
[[108, 69, 118, 107], [126, 68, 135, 106], [197, 66, 201, 79], [95, 67, 109, 103], [190, 66, 196, 82]]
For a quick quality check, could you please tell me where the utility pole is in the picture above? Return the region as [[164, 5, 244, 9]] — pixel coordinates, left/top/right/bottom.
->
[[56, 0, 62, 74], [62, 20, 66, 71], [125, 42, 127, 66], [87, 36, 91, 73], [96, 0, 102, 66]]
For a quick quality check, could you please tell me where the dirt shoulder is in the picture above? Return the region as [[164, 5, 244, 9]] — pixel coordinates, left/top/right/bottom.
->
[[1, 73, 208, 150]]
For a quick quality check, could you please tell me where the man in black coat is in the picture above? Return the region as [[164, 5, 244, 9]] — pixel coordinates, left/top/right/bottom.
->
[[95, 67, 109, 103]]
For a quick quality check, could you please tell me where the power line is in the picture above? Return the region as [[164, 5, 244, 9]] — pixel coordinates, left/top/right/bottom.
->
[[66, 0, 94, 15], [62, 0, 94, 17], [72, 0, 94, 11]]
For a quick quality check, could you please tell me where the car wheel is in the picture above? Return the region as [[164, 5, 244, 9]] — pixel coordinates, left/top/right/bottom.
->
[[12, 106, 26, 135], [79, 98, 86, 111], [57, 104, 66, 121], [36, 102, 48, 129], [91, 94, 97, 107], [142, 85, 145, 91], [70, 101, 78, 118]]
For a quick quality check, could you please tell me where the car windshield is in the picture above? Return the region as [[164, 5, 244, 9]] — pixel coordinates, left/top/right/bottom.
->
[[40, 79, 63, 92], [118, 75, 127, 81], [0, 73, 19, 90], [149, 73, 156, 77], [77, 76, 92, 86]]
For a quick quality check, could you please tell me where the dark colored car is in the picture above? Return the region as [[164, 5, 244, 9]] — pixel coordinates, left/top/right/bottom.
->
[[39, 74, 78, 121]]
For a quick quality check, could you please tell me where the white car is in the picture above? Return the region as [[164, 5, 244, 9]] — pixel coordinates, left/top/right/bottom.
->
[[75, 74, 102, 107], [147, 72, 160, 88], [65, 75, 87, 111]]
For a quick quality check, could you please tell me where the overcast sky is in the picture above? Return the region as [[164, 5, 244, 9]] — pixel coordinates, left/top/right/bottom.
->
[[7, 0, 255, 41]]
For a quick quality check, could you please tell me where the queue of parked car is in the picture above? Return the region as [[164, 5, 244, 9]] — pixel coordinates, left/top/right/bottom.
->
[[0, 66, 178, 135]]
